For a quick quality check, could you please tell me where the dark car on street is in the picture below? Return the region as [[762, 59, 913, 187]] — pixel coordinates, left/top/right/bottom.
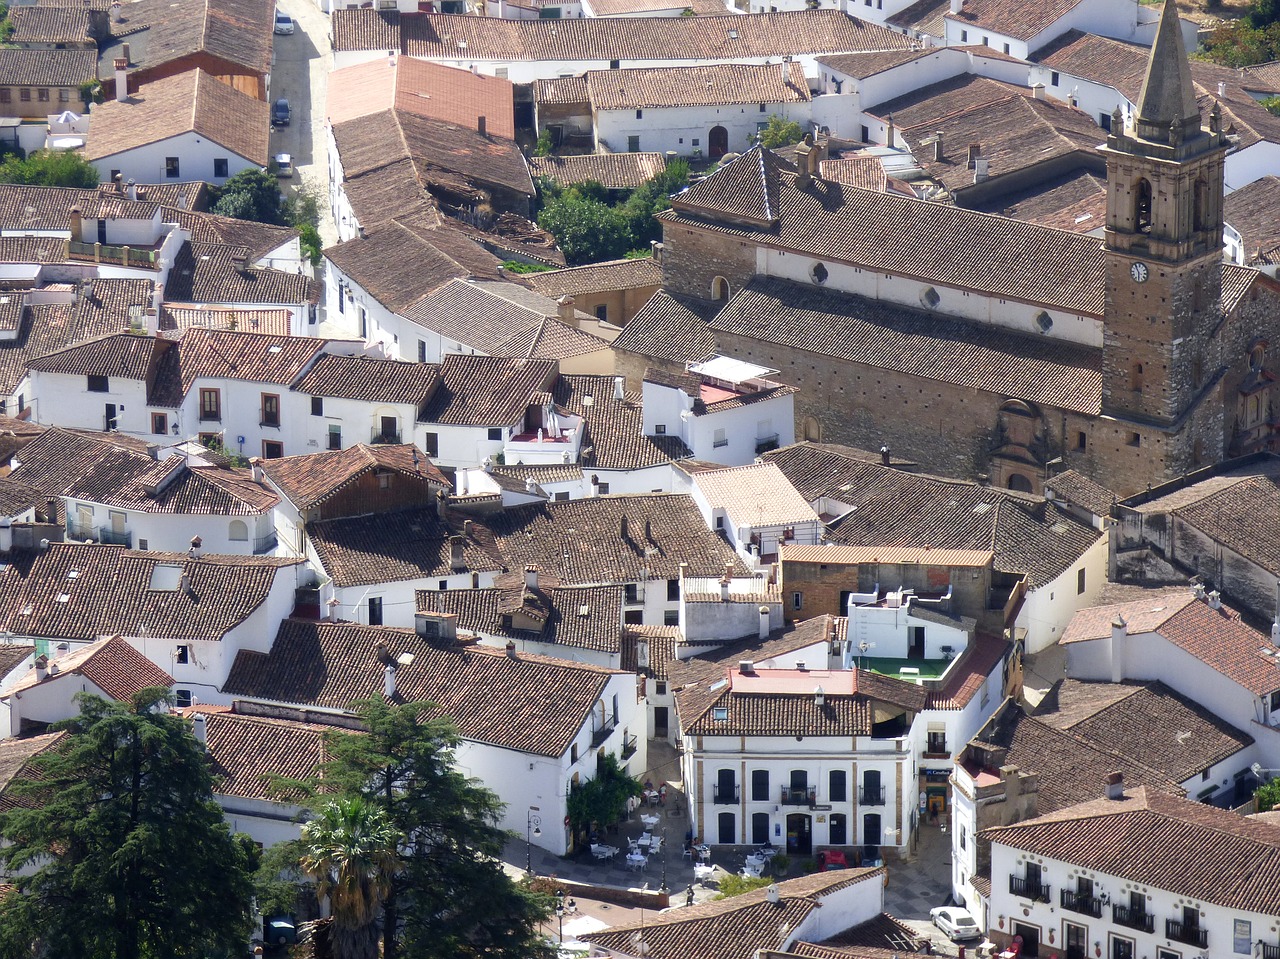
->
[[272, 98, 291, 126]]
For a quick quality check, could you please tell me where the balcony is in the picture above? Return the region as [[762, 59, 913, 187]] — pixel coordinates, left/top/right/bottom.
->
[[68, 239, 160, 269], [67, 521, 97, 542], [371, 427, 402, 445], [590, 715, 617, 748], [98, 527, 132, 548], [754, 433, 780, 455], [621, 734, 638, 760], [1261, 943, 1280, 959], [1008, 876, 1050, 903], [713, 786, 739, 804], [1113, 905, 1154, 934], [252, 532, 278, 555], [780, 786, 817, 807], [1060, 889, 1102, 918], [859, 786, 886, 806], [1165, 920, 1207, 948]]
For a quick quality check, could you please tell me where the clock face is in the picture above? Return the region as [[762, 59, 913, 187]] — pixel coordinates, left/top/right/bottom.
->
[[1130, 261, 1149, 283]]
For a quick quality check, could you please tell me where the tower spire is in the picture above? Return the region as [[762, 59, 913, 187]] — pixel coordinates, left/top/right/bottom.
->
[[1133, 0, 1200, 144]]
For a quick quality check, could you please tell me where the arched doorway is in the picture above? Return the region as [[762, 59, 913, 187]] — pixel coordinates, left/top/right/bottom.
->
[[751, 811, 770, 845], [1006, 473, 1033, 493], [717, 811, 736, 844], [709, 125, 729, 159], [863, 812, 881, 846], [786, 813, 812, 854]]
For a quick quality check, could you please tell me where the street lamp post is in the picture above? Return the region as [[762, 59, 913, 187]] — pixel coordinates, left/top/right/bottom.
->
[[527, 808, 542, 875], [555, 889, 565, 943], [660, 826, 668, 895]]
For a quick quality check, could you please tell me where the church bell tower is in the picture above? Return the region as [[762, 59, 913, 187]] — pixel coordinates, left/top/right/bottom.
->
[[1100, 0, 1231, 428]]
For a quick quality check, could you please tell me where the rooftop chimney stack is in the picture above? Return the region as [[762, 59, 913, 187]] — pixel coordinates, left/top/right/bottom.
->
[[127, 179, 137, 201], [122, 42, 130, 64], [477, 115, 487, 137], [34, 655, 47, 681], [450, 535, 466, 572], [1105, 771, 1124, 800], [524, 565, 538, 590], [1209, 590, 1222, 610], [69, 205, 83, 242], [932, 131, 944, 162], [505, 640, 517, 658], [1031, 82, 1046, 100], [613, 376, 625, 402], [966, 142, 981, 169], [0, 518, 10, 554], [949, 0, 962, 11], [1219, 80, 1227, 97], [794, 134, 813, 188], [113, 58, 128, 101], [556, 294, 576, 327], [758, 604, 770, 640], [188, 536, 203, 558], [383, 664, 397, 699], [880, 445, 890, 466], [192, 713, 207, 745]]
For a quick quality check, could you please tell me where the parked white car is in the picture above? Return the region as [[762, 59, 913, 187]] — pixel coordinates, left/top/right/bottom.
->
[[274, 10, 294, 34], [930, 907, 982, 941]]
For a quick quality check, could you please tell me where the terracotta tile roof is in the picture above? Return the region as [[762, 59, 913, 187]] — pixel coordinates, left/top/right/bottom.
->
[[419, 354, 558, 425], [327, 57, 516, 139], [1058, 587, 1197, 645], [586, 61, 809, 112], [818, 49, 936, 80], [972, 167, 1107, 233], [946, 0, 1084, 41], [612, 290, 718, 365], [0, 236, 68, 265], [487, 494, 748, 583], [1166, 473, 1280, 576], [160, 305, 292, 336], [532, 75, 589, 107], [324, 218, 502, 312], [417, 580, 625, 653], [223, 619, 626, 756], [152, 327, 325, 400], [293, 354, 441, 407], [192, 708, 334, 802], [795, 912, 926, 956], [0, 183, 200, 234], [1155, 597, 1280, 696], [9, 5, 98, 44], [7, 635, 172, 700], [526, 257, 662, 298], [621, 624, 679, 679], [309, 505, 504, 588], [0, 543, 303, 642], [580, 869, 886, 959], [763, 443, 1101, 587], [693, 463, 820, 527], [1226, 176, 1280, 266], [779, 543, 993, 567], [982, 786, 1280, 913], [900, 95, 1106, 196], [400, 279, 609, 361], [584, 0, 725, 15], [886, 0, 949, 36], [86, 69, 269, 166], [926, 631, 1011, 710], [665, 149, 1106, 316], [1243, 60, 1280, 95], [28, 330, 167, 381], [0, 479, 45, 519], [868, 73, 1024, 128], [1034, 679, 1253, 783], [100, 0, 274, 77], [817, 156, 888, 193], [0, 47, 95, 88], [164, 242, 315, 307], [1031, 29, 1147, 102], [1043, 468, 1114, 516], [161, 208, 299, 261], [0, 732, 66, 812], [552, 374, 692, 470], [334, 9, 914, 61], [9, 427, 150, 500], [960, 700, 1184, 815], [338, 158, 439, 233], [528, 152, 667, 190], [671, 616, 845, 687], [0, 279, 154, 396], [710, 276, 1103, 415], [260, 444, 449, 510], [396, 109, 534, 199]]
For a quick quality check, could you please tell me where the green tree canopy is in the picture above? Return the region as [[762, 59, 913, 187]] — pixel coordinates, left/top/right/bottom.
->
[[757, 116, 805, 149], [536, 187, 632, 264], [212, 167, 286, 225], [0, 688, 257, 959], [0, 149, 98, 188], [279, 697, 553, 959], [566, 753, 642, 833], [1256, 777, 1280, 812]]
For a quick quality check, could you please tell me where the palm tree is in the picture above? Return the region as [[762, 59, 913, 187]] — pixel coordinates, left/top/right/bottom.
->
[[301, 796, 402, 959]]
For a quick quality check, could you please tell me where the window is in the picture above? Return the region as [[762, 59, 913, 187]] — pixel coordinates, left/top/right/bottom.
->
[[1270, 689, 1280, 712], [1127, 432, 1142, 448], [262, 440, 283, 459], [417, 340, 427, 363], [423, 432, 439, 456], [368, 597, 384, 626], [229, 520, 248, 542], [198, 432, 218, 446], [713, 428, 728, 448], [165, 156, 180, 179], [0, 90, 9, 104], [1002, 42, 1010, 54], [571, 744, 578, 763], [1233, 919, 1252, 954], [328, 424, 341, 450], [635, 109, 643, 119], [663, 609, 679, 626], [927, 730, 947, 754], [260, 393, 280, 427], [597, 481, 610, 494], [751, 769, 769, 801], [1110, 937, 1134, 959], [594, 304, 607, 323], [829, 769, 846, 802], [627, 135, 640, 153], [439, 580, 448, 590], [36, 88, 48, 103], [1076, 430, 1086, 450], [791, 591, 803, 611], [1050, 70, 1060, 86], [174, 689, 193, 708], [311, 396, 324, 416], [1130, 362, 1144, 392], [487, 427, 502, 441], [213, 158, 228, 178], [1099, 110, 1112, 132], [59, 89, 69, 102], [199, 388, 220, 421], [959, 826, 966, 850], [667, 579, 680, 601], [554, 491, 569, 501], [654, 424, 666, 434], [1135, 178, 1152, 234], [829, 812, 847, 845], [711, 276, 729, 301], [378, 471, 391, 490], [624, 609, 643, 625], [624, 583, 640, 605], [1077, 568, 1086, 594], [19, 89, 29, 102], [175, 645, 190, 664], [960, 29, 967, 41], [151, 412, 167, 434]]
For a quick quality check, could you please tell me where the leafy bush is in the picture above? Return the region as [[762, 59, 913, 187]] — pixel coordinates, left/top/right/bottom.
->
[[212, 168, 286, 224], [1256, 778, 1280, 811], [714, 875, 772, 899], [502, 259, 554, 274], [1198, 18, 1280, 66], [757, 116, 805, 149], [0, 149, 98, 188]]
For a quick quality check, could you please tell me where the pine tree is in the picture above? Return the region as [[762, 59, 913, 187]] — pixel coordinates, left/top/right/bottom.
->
[[0, 688, 256, 959]]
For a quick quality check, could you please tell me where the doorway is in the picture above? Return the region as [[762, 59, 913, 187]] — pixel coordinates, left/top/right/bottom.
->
[[862, 812, 881, 845], [909, 626, 925, 659], [380, 415, 398, 442], [105, 403, 117, 431], [709, 125, 729, 158], [717, 811, 735, 844], [1012, 922, 1039, 958], [653, 706, 668, 738], [751, 812, 769, 845], [1065, 922, 1086, 959], [785, 813, 811, 854]]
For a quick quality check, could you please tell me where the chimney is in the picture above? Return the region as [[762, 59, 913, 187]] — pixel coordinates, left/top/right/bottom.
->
[[414, 611, 457, 642], [973, 157, 989, 182], [885, 113, 895, 148], [230, 252, 248, 273], [0, 518, 10, 553], [1109, 614, 1126, 683], [478, 115, 487, 137], [557, 294, 576, 326], [383, 664, 397, 699], [1031, 82, 1046, 100], [180, 572, 191, 593], [589, 474, 600, 498], [188, 535, 203, 558], [880, 445, 890, 466], [966, 142, 981, 169], [436, 488, 447, 518], [151, 282, 163, 315], [949, 0, 961, 12], [758, 604, 770, 640], [794, 135, 813, 188], [250, 458, 265, 483], [192, 713, 207, 745], [34, 655, 47, 681], [122, 42, 131, 64], [48, 661, 60, 676], [813, 685, 824, 707], [114, 58, 128, 101], [505, 640, 517, 658], [450, 535, 466, 571], [1219, 80, 1227, 97], [55, 642, 69, 660], [110, 0, 122, 21], [463, 519, 473, 536], [679, 561, 688, 581], [613, 376, 625, 401], [1105, 771, 1124, 800], [650, 240, 663, 262], [69, 205, 83, 242], [932, 131, 944, 162], [1208, 590, 1222, 610], [524, 564, 538, 589]]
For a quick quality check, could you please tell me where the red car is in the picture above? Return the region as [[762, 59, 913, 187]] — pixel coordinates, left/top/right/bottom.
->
[[816, 850, 848, 871]]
